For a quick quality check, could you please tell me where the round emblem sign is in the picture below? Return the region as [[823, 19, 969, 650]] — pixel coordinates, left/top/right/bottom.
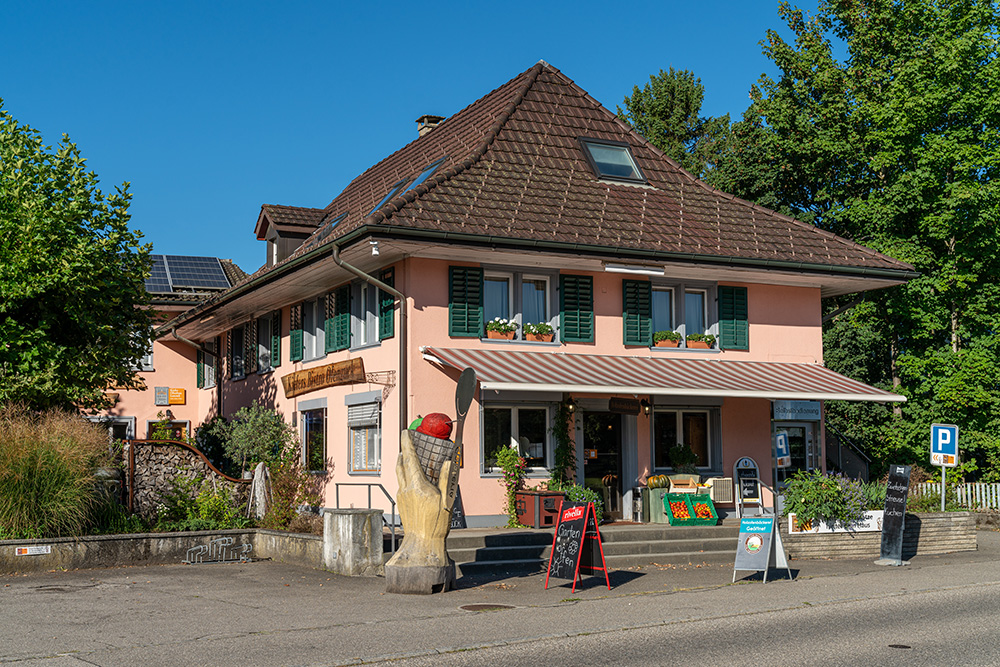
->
[[744, 534, 763, 554]]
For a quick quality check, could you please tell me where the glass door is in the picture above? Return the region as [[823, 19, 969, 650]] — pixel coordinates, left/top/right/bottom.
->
[[774, 421, 818, 487], [583, 412, 623, 519]]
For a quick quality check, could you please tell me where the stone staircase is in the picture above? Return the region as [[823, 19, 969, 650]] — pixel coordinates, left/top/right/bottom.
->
[[446, 522, 741, 577]]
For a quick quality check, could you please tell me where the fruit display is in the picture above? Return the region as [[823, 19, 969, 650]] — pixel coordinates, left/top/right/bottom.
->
[[693, 502, 714, 519], [646, 474, 669, 489], [669, 500, 690, 519]]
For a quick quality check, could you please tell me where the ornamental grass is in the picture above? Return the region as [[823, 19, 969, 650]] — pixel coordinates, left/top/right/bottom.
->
[[0, 405, 110, 539]]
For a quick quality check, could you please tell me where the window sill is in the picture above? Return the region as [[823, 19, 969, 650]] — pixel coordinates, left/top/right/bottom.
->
[[480, 338, 560, 346], [349, 341, 381, 352], [348, 470, 381, 476], [650, 346, 721, 354]]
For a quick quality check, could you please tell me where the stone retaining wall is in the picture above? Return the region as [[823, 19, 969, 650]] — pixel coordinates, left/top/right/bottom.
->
[[127, 440, 249, 518], [784, 512, 977, 560], [0, 530, 321, 575]]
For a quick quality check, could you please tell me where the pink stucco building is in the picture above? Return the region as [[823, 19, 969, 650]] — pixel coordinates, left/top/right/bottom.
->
[[129, 62, 912, 525]]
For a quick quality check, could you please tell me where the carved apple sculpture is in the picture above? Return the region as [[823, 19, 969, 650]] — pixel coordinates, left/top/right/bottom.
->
[[416, 412, 453, 440]]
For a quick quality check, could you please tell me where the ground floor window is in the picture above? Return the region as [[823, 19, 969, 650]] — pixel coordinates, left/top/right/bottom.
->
[[348, 402, 381, 474], [302, 408, 326, 472], [653, 409, 711, 469], [483, 405, 550, 472], [146, 419, 190, 441]]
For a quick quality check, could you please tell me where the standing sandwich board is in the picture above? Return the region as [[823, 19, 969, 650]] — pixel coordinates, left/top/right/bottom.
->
[[544, 501, 610, 592]]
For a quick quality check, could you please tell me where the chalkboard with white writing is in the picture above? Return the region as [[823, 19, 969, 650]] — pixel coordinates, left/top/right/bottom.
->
[[546, 502, 588, 581], [880, 464, 911, 564]]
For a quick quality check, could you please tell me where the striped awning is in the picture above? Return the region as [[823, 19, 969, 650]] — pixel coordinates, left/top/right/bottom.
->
[[421, 347, 905, 403]]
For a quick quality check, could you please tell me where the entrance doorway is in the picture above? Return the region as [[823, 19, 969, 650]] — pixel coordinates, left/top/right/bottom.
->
[[773, 421, 819, 487], [583, 412, 622, 520]]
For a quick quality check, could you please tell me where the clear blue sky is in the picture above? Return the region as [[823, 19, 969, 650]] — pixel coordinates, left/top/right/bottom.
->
[[2, 1, 817, 274]]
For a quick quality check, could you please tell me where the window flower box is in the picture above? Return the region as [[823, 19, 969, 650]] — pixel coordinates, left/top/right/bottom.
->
[[487, 330, 516, 340], [523, 322, 554, 342], [686, 333, 716, 349], [654, 339, 680, 348], [486, 317, 518, 339], [525, 333, 554, 342]]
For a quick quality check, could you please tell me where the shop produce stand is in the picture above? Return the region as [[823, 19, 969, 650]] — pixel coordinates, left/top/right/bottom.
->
[[664, 493, 719, 526]]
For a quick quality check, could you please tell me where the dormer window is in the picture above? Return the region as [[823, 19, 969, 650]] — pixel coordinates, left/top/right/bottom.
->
[[369, 179, 407, 215], [579, 138, 646, 183]]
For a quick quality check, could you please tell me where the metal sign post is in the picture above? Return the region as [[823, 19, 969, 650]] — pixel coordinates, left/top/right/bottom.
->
[[930, 424, 958, 512]]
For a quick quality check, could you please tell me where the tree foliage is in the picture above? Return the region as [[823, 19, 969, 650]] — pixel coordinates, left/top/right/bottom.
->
[[0, 101, 152, 410], [715, 1, 1000, 479], [617, 67, 731, 180]]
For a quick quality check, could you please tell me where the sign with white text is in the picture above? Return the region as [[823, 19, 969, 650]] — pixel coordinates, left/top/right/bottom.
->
[[774, 432, 791, 468], [930, 423, 959, 468]]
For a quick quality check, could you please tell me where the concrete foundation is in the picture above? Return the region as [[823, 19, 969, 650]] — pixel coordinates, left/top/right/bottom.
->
[[322, 509, 384, 576]]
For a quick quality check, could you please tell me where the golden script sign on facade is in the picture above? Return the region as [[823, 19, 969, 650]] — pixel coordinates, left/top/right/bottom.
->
[[281, 358, 366, 398]]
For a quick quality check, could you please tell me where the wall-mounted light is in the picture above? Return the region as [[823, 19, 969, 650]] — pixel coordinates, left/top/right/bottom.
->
[[640, 399, 651, 415], [603, 262, 665, 276], [565, 397, 576, 413], [370, 240, 380, 256], [164, 409, 175, 421]]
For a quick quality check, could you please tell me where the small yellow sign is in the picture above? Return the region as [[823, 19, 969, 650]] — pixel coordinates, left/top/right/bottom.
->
[[168, 388, 186, 405]]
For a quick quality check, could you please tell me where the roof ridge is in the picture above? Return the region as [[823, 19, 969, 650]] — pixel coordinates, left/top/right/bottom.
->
[[368, 62, 546, 225]]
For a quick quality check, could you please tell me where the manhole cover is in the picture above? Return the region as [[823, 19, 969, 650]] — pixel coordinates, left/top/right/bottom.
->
[[459, 604, 515, 612]]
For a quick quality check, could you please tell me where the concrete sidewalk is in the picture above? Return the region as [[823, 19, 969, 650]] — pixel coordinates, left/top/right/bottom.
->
[[2, 530, 997, 666]]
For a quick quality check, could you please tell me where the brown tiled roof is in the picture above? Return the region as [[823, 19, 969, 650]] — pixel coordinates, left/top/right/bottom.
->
[[256, 204, 325, 239], [287, 61, 910, 273]]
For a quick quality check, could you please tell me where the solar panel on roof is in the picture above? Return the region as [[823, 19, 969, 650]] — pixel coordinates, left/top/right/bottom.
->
[[163, 255, 231, 289], [144, 254, 232, 293], [145, 255, 173, 293]]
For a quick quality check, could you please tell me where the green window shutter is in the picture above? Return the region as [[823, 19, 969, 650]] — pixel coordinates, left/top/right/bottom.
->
[[378, 268, 395, 340], [290, 304, 303, 362], [196, 349, 204, 389], [245, 319, 258, 374], [270, 310, 281, 368], [449, 266, 483, 337], [622, 279, 652, 346], [559, 274, 594, 343], [326, 285, 351, 352], [718, 285, 749, 350]]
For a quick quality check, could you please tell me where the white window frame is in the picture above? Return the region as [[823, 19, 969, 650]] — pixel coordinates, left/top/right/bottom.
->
[[302, 297, 325, 361], [347, 391, 382, 474], [301, 407, 327, 472], [481, 403, 553, 474], [483, 269, 556, 342], [351, 281, 379, 349], [256, 315, 273, 372], [652, 408, 714, 470], [204, 339, 217, 389], [651, 286, 675, 334]]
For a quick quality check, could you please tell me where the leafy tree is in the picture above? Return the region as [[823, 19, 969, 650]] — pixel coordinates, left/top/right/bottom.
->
[[617, 67, 731, 180], [224, 402, 297, 473], [715, 1, 1000, 479], [0, 101, 152, 410]]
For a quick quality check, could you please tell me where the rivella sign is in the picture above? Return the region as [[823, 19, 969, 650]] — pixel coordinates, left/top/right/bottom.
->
[[280, 358, 366, 398]]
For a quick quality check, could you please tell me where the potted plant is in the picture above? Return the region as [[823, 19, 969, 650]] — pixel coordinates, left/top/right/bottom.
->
[[653, 330, 682, 347], [686, 333, 716, 349], [485, 317, 518, 340], [523, 322, 555, 342]]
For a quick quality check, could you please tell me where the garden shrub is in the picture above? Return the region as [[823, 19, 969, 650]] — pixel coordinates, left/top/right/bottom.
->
[[224, 402, 297, 475], [0, 405, 110, 538], [564, 483, 604, 523], [781, 469, 866, 529], [259, 442, 325, 530], [154, 472, 251, 532]]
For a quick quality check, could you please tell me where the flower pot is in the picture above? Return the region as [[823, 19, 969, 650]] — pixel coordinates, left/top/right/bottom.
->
[[487, 330, 515, 340], [525, 333, 554, 342], [686, 341, 711, 349], [654, 339, 680, 348]]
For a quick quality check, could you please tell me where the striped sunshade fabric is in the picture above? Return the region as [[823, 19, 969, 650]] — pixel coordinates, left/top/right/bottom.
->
[[421, 347, 905, 403]]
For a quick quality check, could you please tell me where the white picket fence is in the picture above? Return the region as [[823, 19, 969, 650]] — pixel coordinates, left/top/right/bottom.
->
[[915, 482, 1000, 510]]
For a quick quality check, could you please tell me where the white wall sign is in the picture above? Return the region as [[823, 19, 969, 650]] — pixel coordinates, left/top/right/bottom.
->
[[772, 400, 821, 421], [15, 545, 51, 556]]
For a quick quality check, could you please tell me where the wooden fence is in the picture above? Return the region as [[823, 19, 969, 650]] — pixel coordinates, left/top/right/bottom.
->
[[915, 482, 1000, 510]]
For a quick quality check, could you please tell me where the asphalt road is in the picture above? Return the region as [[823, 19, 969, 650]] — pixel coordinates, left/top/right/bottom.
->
[[3, 531, 1000, 666]]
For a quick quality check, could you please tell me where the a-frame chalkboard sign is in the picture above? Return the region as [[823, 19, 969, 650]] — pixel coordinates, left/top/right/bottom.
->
[[544, 501, 610, 592]]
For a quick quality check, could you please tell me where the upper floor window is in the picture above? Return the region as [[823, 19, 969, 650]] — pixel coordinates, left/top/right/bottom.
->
[[301, 297, 326, 361], [197, 339, 218, 389], [369, 179, 407, 215], [400, 157, 446, 195], [138, 342, 154, 372], [483, 270, 553, 341], [579, 138, 646, 184], [624, 280, 731, 349], [229, 326, 245, 379], [257, 311, 281, 372]]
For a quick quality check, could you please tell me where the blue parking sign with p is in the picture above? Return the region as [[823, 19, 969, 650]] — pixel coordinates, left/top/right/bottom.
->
[[930, 423, 958, 468]]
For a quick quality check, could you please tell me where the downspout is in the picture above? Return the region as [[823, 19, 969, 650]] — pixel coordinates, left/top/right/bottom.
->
[[331, 244, 408, 432]]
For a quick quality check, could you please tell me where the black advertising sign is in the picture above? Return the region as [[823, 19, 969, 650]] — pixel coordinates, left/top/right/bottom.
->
[[734, 457, 760, 502], [879, 464, 912, 565], [449, 485, 467, 530], [544, 501, 610, 592]]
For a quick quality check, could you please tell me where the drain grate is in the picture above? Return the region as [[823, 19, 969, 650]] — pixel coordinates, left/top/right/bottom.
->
[[888, 645, 912, 650], [459, 604, 515, 612]]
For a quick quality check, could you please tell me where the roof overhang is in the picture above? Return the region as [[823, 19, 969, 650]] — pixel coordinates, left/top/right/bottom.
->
[[422, 346, 905, 403]]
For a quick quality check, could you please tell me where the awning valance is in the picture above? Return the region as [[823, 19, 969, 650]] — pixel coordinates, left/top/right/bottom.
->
[[421, 347, 905, 403]]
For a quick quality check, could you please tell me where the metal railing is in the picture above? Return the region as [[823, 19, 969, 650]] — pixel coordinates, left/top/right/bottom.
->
[[333, 483, 398, 553]]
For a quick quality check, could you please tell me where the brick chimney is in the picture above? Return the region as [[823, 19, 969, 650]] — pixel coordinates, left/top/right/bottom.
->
[[416, 114, 445, 137]]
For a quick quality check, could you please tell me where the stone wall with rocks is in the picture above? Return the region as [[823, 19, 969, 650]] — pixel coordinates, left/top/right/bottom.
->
[[126, 440, 249, 518]]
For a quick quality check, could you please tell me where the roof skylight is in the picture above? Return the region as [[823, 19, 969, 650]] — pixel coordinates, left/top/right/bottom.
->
[[401, 157, 447, 195], [579, 138, 646, 183], [369, 179, 407, 215]]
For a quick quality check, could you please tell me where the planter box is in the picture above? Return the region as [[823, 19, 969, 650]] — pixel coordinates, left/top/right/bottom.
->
[[487, 330, 515, 340], [515, 490, 565, 528], [788, 511, 883, 534], [783, 512, 977, 560], [654, 339, 681, 348], [525, 333, 554, 342], [686, 340, 711, 349]]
